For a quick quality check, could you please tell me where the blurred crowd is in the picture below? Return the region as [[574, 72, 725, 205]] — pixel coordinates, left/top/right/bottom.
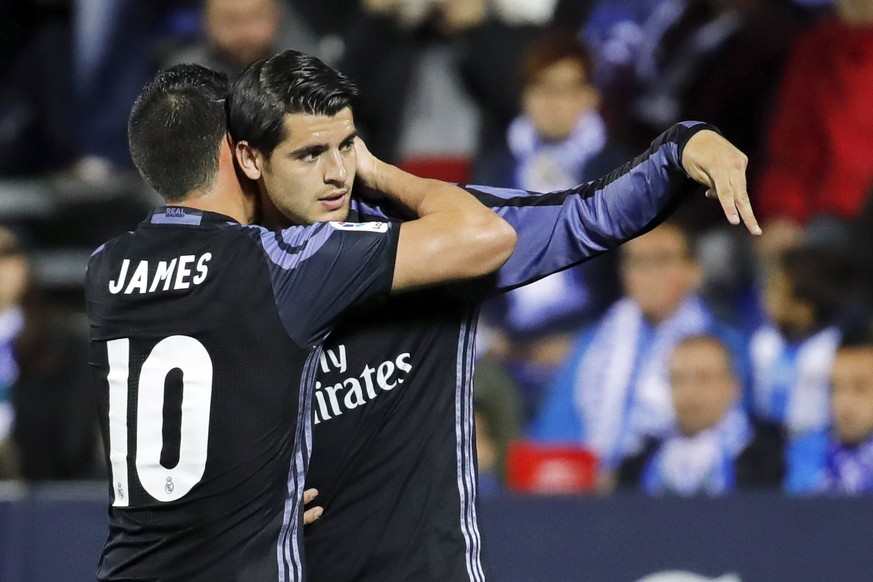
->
[[3, 0, 873, 498]]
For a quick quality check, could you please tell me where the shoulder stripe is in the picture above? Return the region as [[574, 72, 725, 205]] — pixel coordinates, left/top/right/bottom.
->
[[250, 223, 332, 271]]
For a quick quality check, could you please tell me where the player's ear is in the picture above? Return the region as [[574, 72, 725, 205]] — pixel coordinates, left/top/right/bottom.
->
[[235, 140, 264, 180]]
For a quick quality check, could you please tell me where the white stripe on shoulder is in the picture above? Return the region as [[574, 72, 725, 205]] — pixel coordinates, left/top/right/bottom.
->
[[328, 221, 388, 233]]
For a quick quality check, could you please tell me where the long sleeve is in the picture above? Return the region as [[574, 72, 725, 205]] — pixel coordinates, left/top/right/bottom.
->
[[463, 121, 713, 292]]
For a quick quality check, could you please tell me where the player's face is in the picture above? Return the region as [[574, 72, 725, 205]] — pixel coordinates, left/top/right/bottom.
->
[[260, 108, 357, 225], [831, 347, 873, 445]]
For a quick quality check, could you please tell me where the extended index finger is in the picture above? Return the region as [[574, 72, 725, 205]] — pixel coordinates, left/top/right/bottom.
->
[[728, 165, 761, 235]]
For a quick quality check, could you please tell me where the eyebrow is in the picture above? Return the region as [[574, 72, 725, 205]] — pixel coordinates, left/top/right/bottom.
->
[[289, 130, 357, 159]]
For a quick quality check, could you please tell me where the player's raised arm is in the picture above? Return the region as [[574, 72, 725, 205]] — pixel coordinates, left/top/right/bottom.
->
[[354, 138, 517, 291], [461, 122, 758, 291]]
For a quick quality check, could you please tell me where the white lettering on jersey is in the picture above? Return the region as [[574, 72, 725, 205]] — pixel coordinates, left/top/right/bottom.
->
[[319, 345, 347, 374], [314, 345, 412, 424], [109, 253, 212, 295], [328, 221, 389, 233]]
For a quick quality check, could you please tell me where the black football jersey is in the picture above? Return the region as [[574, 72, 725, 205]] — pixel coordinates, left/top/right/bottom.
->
[[86, 207, 398, 581], [303, 122, 712, 581]]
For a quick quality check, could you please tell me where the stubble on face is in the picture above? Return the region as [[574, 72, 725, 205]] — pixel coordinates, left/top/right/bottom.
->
[[259, 108, 357, 227]]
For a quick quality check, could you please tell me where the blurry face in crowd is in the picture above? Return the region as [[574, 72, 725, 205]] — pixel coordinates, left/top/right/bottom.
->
[[620, 225, 700, 323], [206, 0, 279, 67], [522, 58, 598, 141], [239, 108, 358, 226], [763, 266, 813, 338], [669, 337, 737, 436], [0, 228, 29, 311], [831, 346, 873, 445]]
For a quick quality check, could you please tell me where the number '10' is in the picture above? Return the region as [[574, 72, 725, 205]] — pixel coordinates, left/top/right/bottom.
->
[[106, 336, 213, 506]]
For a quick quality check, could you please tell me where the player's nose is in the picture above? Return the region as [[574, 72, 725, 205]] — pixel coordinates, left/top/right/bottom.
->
[[324, 149, 347, 183]]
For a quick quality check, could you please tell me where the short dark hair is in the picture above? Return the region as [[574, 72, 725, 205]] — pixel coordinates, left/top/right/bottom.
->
[[128, 64, 229, 202], [838, 317, 873, 350], [227, 50, 359, 157]]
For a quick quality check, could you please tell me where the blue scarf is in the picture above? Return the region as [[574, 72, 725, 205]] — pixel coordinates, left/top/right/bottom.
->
[[507, 110, 607, 194], [749, 325, 838, 436], [573, 296, 713, 468], [642, 407, 752, 496]]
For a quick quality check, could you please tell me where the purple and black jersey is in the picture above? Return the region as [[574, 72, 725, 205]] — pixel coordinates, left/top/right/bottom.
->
[[303, 122, 714, 581], [86, 207, 398, 581]]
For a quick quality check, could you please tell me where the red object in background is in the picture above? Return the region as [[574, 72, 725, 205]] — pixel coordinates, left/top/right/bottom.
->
[[398, 156, 471, 184], [506, 440, 598, 494]]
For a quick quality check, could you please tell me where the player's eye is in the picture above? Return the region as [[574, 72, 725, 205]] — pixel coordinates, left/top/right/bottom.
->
[[296, 150, 321, 162]]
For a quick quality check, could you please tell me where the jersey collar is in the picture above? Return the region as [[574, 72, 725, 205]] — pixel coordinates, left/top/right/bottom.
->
[[146, 206, 239, 227]]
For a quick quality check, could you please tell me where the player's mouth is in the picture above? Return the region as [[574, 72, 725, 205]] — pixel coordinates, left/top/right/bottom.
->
[[319, 191, 348, 212]]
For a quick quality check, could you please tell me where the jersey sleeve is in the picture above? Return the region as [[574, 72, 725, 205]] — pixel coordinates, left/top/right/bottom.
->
[[463, 121, 715, 292], [252, 221, 399, 347]]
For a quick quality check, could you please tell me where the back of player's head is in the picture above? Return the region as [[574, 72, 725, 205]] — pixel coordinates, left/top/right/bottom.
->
[[226, 49, 359, 157], [128, 64, 229, 203]]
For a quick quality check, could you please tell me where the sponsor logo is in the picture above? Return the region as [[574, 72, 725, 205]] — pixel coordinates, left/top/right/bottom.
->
[[313, 344, 412, 424], [328, 221, 388, 233]]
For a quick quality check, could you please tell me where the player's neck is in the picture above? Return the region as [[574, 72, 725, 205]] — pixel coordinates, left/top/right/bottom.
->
[[176, 138, 256, 224], [179, 189, 251, 224]]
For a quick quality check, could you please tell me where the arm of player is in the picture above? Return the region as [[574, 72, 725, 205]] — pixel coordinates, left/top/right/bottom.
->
[[253, 141, 515, 346], [354, 138, 517, 291], [462, 122, 759, 291]]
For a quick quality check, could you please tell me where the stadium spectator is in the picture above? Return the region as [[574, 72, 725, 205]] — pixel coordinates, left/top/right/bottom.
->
[[618, 334, 784, 495], [2, 226, 99, 481], [748, 247, 848, 440], [475, 30, 625, 416], [531, 222, 746, 491], [339, 0, 559, 165], [756, 0, 873, 260], [164, 0, 321, 79], [788, 322, 873, 494]]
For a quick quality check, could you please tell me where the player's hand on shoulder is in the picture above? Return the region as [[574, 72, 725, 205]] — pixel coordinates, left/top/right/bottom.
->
[[681, 129, 762, 236], [303, 488, 323, 525]]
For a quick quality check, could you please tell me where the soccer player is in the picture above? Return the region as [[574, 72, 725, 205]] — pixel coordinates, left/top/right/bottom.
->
[[86, 64, 515, 581], [227, 51, 759, 581]]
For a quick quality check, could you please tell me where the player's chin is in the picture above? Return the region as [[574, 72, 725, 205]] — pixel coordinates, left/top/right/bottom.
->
[[316, 201, 351, 223]]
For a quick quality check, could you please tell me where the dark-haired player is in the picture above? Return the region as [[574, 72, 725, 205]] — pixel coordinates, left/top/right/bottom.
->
[[86, 63, 515, 581], [226, 49, 761, 581]]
